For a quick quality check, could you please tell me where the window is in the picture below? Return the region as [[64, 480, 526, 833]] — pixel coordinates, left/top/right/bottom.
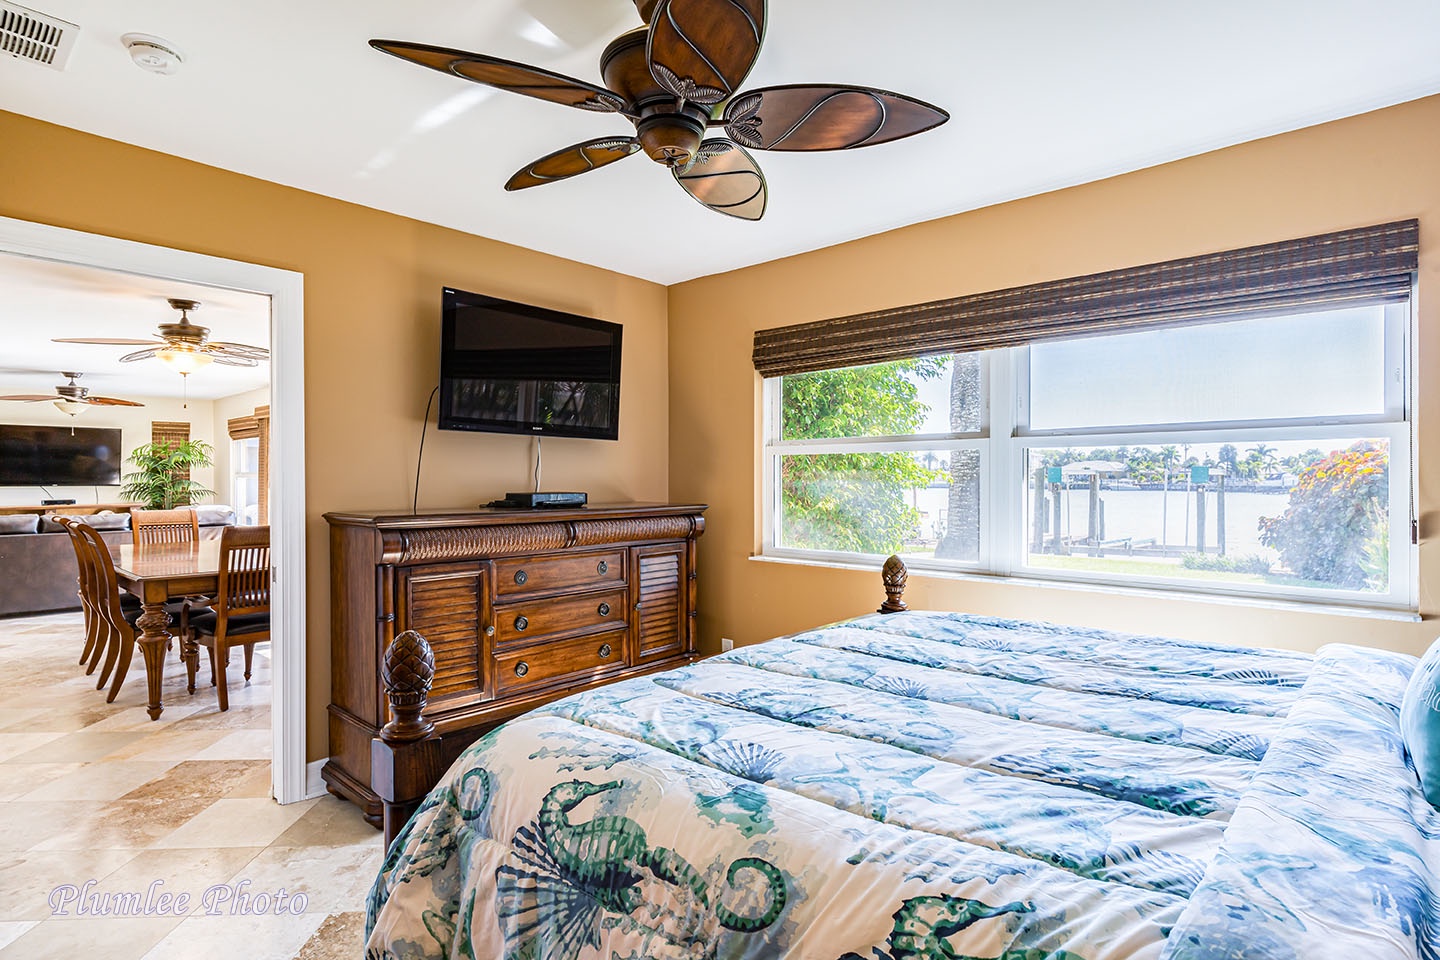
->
[[227, 404, 270, 525], [763, 301, 1414, 608], [231, 437, 260, 526]]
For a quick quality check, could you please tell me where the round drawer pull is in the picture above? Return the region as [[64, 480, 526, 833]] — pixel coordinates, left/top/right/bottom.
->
[[514, 661, 529, 678], [598, 643, 613, 659], [485, 625, 495, 637], [597, 602, 611, 617], [597, 560, 609, 575], [514, 615, 529, 632], [513, 569, 528, 585]]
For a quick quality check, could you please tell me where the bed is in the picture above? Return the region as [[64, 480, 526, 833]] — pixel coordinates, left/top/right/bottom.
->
[[364, 563, 1440, 959]]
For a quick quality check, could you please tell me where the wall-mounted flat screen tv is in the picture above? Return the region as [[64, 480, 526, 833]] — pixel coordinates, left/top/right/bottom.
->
[[0, 424, 123, 486], [439, 288, 622, 441]]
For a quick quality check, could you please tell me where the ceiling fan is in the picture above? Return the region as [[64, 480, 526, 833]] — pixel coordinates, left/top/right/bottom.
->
[[371, 0, 950, 220], [52, 298, 270, 375], [0, 372, 144, 416]]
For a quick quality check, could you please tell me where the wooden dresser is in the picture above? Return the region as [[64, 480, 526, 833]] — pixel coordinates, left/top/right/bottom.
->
[[321, 502, 706, 824]]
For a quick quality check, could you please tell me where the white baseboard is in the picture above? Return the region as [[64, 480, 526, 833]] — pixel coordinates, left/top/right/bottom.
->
[[305, 758, 328, 800]]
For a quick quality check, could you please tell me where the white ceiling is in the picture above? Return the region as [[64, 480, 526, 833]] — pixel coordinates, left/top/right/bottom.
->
[[2, 1, 1439, 285], [0, 252, 270, 402]]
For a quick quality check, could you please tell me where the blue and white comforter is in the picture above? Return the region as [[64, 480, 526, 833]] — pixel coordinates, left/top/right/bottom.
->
[[365, 611, 1440, 959]]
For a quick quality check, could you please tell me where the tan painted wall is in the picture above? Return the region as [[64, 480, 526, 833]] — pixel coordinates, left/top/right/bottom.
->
[[668, 94, 1440, 659], [0, 110, 670, 760], [0, 395, 219, 507]]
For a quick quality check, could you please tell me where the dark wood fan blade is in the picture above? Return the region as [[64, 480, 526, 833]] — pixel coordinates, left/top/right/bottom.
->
[[723, 84, 949, 151], [673, 139, 766, 220], [370, 40, 630, 114], [86, 396, 144, 407], [647, 0, 765, 106], [51, 337, 162, 345], [118, 347, 162, 363], [0, 395, 55, 402], [506, 137, 641, 191]]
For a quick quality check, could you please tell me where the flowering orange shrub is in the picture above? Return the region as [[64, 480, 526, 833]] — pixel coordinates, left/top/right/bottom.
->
[[1258, 441, 1388, 589]]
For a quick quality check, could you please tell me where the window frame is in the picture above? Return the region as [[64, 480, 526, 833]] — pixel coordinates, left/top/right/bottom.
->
[[761, 300, 1417, 611], [231, 436, 261, 526]]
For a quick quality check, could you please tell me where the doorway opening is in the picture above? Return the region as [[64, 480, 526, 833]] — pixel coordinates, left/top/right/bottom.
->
[[0, 216, 307, 803]]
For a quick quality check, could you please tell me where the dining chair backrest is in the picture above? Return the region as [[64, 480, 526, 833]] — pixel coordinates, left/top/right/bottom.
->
[[215, 525, 271, 620], [131, 507, 200, 546], [74, 521, 150, 703], [73, 522, 132, 641], [57, 516, 88, 607], [58, 518, 100, 666]]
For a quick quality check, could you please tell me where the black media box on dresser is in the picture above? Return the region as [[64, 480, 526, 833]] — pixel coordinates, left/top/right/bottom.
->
[[321, 502, 706, 826]]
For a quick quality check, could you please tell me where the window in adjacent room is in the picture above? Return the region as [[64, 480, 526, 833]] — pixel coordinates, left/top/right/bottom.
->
[[227, 404, 269, 525], [231, 436, 260, 526]]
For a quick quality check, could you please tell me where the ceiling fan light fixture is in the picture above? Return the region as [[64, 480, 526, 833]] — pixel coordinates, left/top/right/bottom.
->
[[53, 398, 86, 417], [155, 346, 213, 376]]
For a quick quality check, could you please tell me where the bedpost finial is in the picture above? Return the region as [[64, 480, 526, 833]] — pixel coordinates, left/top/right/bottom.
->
[[880, 554, 909, 614], [381, 629, 436, 742]]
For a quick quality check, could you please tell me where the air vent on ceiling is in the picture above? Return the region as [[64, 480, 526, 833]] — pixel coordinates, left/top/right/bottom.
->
[[0, 1, 78, 70]]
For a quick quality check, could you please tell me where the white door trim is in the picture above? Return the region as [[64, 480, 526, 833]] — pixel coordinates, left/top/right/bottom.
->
[[0, 215, 308, 804]]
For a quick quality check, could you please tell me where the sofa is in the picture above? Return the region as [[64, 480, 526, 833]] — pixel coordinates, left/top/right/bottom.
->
[[0, 506, 236, 618]]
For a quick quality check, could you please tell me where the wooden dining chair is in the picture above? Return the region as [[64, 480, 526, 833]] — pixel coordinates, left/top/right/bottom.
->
[[72, 522, 146, 702], [188, 525, 270, 711], [61, 519, 141, 678], [57, 517, 100, 669], [131, 507, 200, 546]]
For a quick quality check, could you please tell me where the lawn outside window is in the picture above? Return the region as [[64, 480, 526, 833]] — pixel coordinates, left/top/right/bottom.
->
[[762, 300, 1415, 610]]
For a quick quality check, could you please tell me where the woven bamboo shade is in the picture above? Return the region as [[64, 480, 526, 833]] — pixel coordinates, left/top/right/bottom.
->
[[227, 405, 270, 524], [753, 220, 1418, 378], [151, 421, 192, 481]]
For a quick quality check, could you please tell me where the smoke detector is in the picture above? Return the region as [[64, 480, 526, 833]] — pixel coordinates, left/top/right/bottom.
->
[[121, 32, 182, 75]]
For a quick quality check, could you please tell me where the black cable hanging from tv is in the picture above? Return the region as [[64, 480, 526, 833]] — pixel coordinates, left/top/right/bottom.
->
[[413, 385, 439, 515]]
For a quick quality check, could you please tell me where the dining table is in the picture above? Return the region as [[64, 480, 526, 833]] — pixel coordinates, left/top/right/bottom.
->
[[112, 539, 222, 720]]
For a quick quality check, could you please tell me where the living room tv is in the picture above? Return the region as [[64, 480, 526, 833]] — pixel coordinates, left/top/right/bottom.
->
[[438, 288, 622, 441], [0, 424, 123, 486]]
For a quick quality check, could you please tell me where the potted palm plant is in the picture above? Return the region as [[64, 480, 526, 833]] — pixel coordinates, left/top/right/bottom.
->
[[120, 439, 216, 509]]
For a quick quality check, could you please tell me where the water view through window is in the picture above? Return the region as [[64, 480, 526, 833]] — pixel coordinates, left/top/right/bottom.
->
[[1021, 441, 1391, 593], [767, 300, 1407, 604]]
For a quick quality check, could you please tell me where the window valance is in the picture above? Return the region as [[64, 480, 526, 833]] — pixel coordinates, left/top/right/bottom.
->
[[227, 416, 260, 440], [752, 219, 1418, 378], [227, 406, 270, 441]]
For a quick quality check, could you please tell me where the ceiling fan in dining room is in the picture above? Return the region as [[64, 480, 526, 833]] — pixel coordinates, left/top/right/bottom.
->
[[51, 297, 270, 375], [0, 372, 144, 415], [370, 0, 950, 220]]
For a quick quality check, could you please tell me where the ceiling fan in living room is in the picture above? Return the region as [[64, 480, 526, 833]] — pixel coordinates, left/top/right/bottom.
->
[[371, 0, 950, 220], [0, 372, 144, 417], [51, 298, 270, 376]]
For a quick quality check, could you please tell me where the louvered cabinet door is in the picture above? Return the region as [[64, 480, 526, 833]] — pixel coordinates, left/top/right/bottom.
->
[[397, 562, 493, 709], [630, 543, 688, 664]]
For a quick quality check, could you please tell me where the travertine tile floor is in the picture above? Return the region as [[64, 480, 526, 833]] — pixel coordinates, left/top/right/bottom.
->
[[0, 612, 382, 959]]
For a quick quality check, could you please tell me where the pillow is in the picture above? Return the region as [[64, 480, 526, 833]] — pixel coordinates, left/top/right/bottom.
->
[[194, 504, 236, 527], [38, 514, 71, 533], [40, 512, 130, 532], [85, 512, 131, 531], [1400, 638, 1440, 806], [0, 515, 38, 535]]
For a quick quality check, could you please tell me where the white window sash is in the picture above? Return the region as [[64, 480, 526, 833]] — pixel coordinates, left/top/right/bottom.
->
[[761, 304, 1416, 610]]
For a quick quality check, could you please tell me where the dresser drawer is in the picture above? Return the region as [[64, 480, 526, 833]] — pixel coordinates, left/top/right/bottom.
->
[[494, 628, 629, 696], [494, 587, 629, 645], [494, 550, 626, 597]]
